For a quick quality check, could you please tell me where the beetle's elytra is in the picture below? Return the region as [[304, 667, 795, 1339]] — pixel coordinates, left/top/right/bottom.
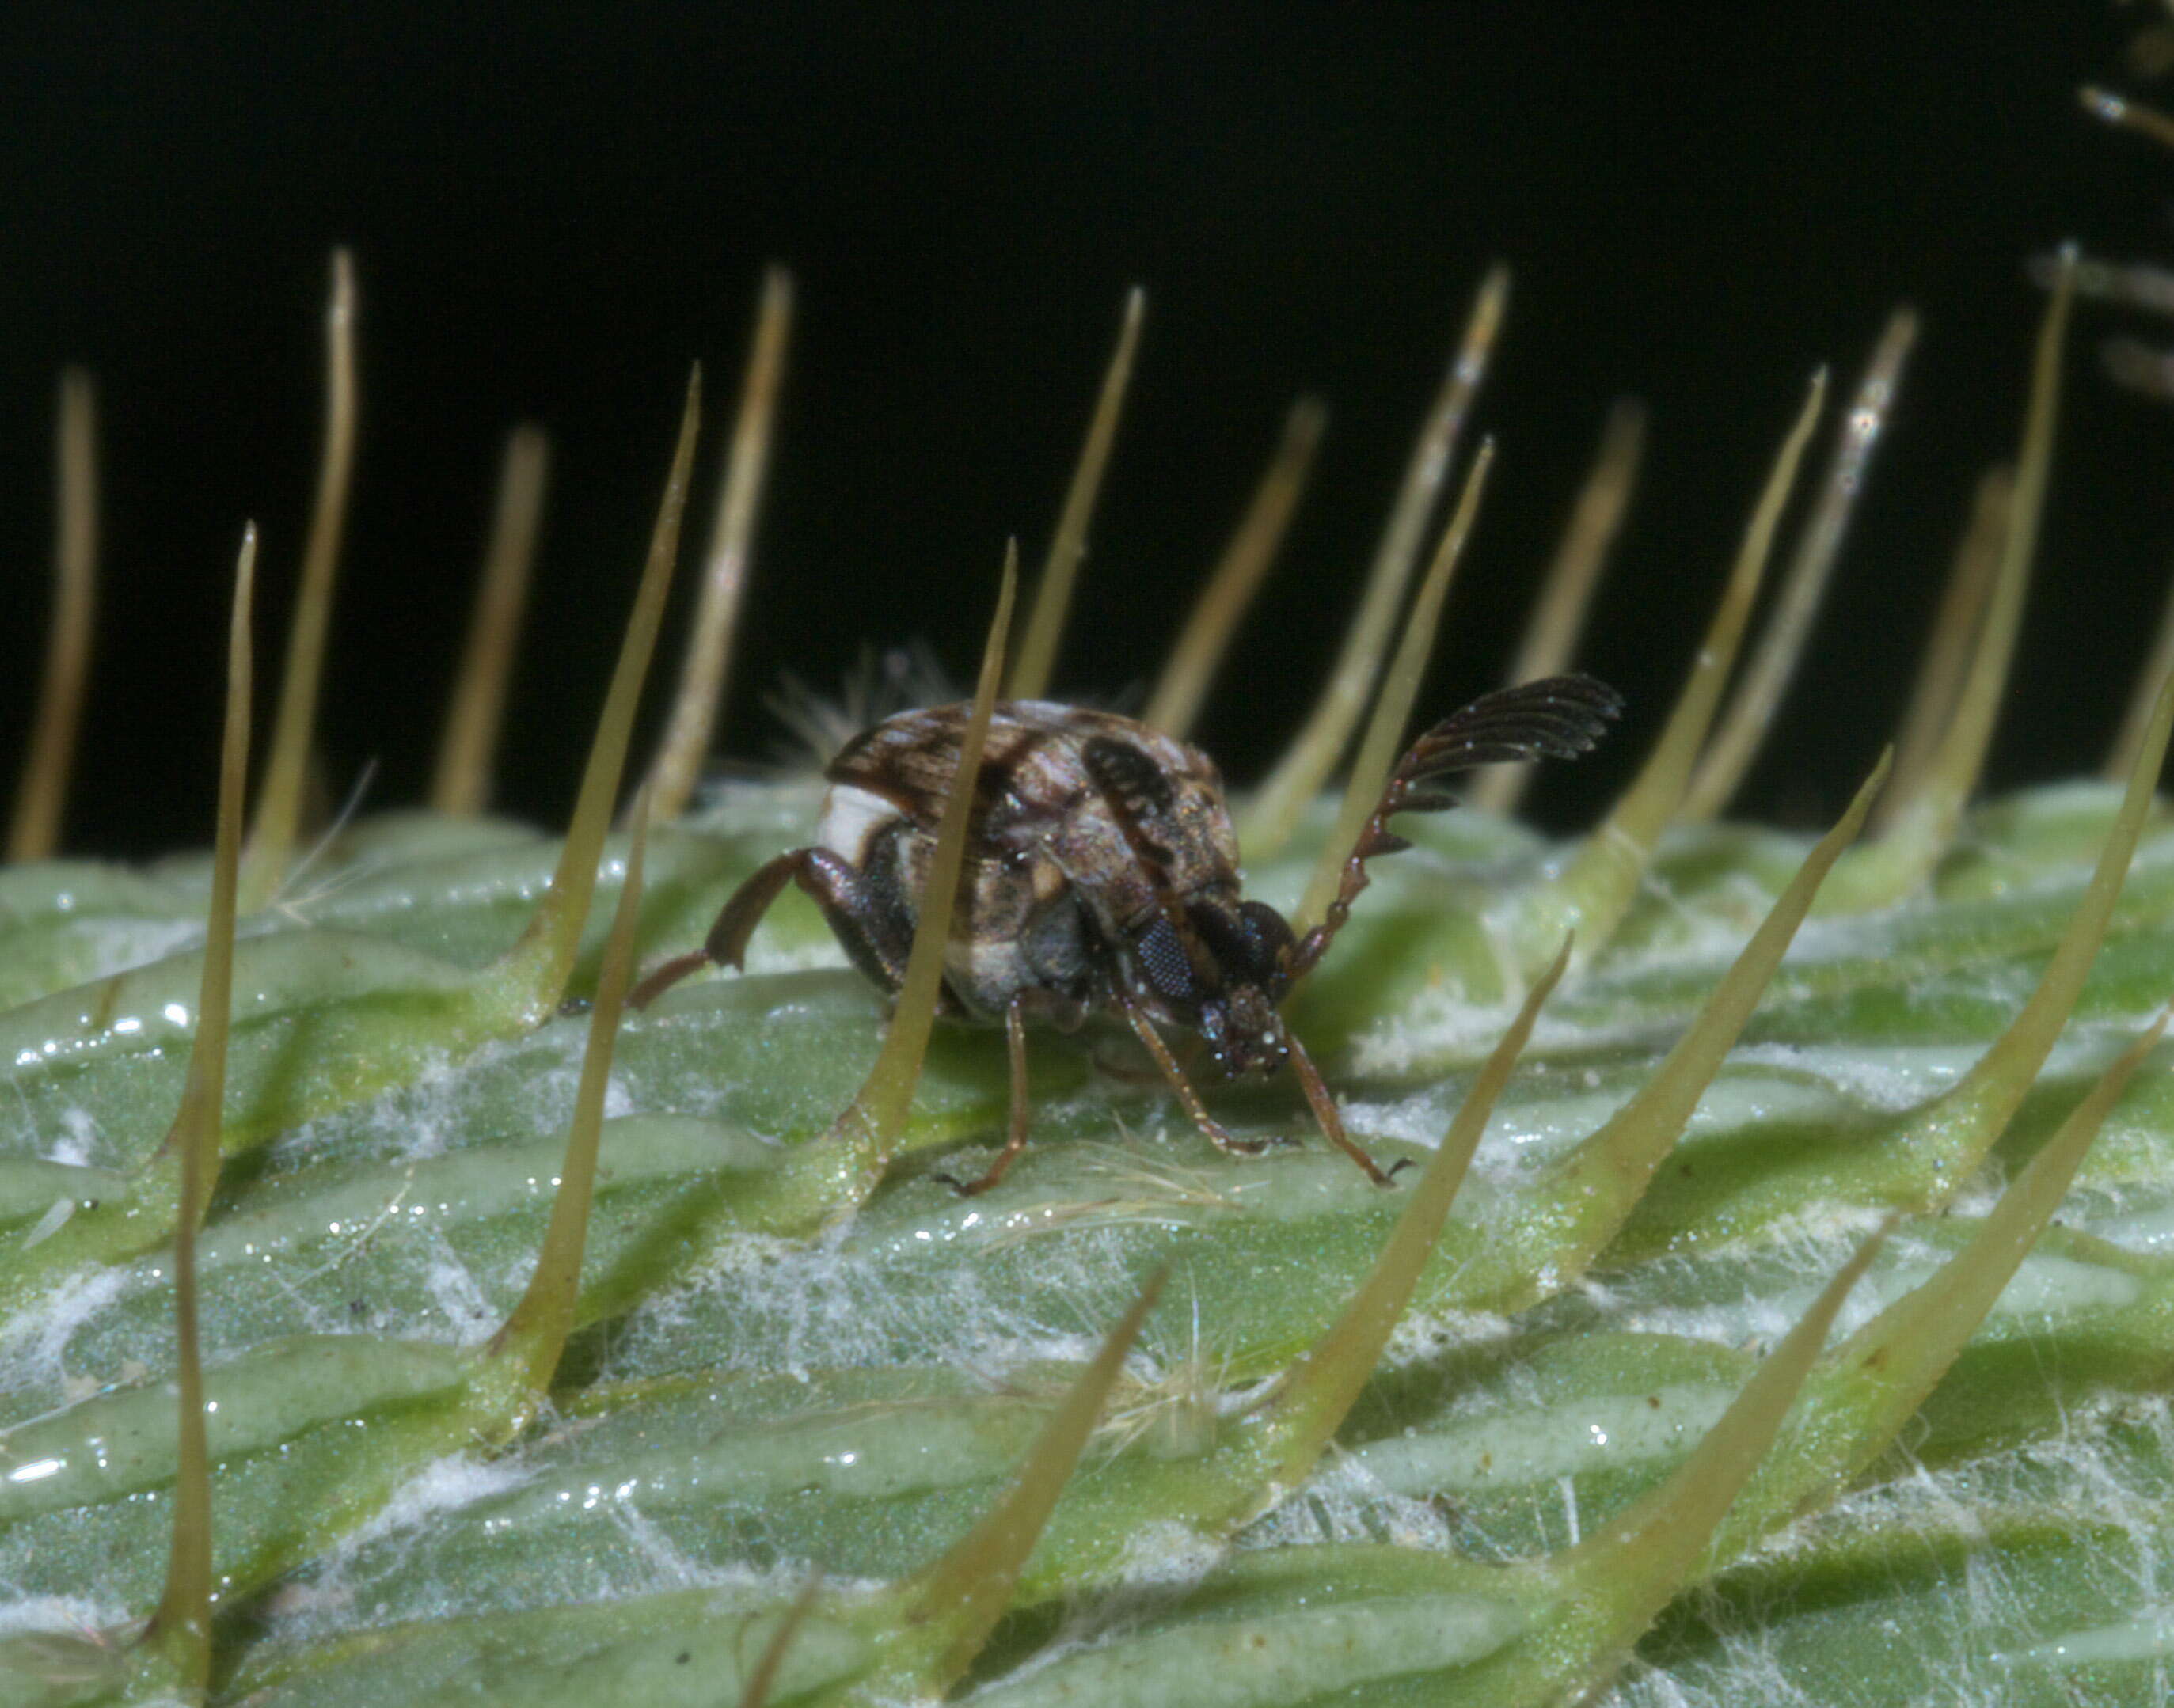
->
[[632, 677, 1622, 1192]]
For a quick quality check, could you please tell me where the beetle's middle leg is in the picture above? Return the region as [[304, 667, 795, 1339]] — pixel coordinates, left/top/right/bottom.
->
[[933, 994, 1033, 1197]]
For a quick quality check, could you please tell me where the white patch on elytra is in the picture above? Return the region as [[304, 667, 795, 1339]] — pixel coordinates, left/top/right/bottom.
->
[[813, 784, 899, 866]]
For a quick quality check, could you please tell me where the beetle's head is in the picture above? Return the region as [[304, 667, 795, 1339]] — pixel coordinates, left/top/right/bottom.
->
[[1127, 898, 1298, 1078]]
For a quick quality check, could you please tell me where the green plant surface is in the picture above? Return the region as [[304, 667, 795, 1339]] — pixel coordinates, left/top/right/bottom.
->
[[6, 746, 2174, 1705], [10, 244, 2174, 1706]]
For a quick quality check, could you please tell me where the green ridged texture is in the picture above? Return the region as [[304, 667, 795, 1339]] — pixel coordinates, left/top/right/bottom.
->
[[2, 763, 2172, 1706]]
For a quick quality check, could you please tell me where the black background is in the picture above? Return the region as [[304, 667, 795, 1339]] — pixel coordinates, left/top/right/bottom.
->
[[4, 5, 2172, 856]]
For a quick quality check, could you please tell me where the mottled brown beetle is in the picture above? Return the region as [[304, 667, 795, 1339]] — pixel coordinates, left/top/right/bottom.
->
[[631, 676, 1621, 1194]]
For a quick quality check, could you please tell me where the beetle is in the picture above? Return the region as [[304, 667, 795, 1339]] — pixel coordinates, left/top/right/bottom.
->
[[629, 675, 1621, 1194]]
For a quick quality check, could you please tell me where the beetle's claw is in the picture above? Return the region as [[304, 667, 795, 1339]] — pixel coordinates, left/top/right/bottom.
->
[[931, 1161, 1006, 1197]]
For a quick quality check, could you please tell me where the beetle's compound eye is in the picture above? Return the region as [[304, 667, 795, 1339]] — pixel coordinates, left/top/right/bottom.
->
[[1236, 901, 1296, 992], [1134, 913, 1208, 1010], [1178, 900, 1292, 997]]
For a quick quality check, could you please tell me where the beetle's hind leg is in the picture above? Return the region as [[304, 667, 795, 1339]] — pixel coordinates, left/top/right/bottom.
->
[[934, 994, 1035, 1197], [629, 846, 915, 1009]]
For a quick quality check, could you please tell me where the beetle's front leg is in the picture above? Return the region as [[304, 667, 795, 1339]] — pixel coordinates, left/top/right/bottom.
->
[[629, 846, 917, 1008], [1283, 1033, 1405, 1187], [1118, 994, 1274, 1160]]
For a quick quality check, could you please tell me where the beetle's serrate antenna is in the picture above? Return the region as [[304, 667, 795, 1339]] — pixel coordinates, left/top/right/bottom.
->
[[1287, 674, 1623, 981]]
